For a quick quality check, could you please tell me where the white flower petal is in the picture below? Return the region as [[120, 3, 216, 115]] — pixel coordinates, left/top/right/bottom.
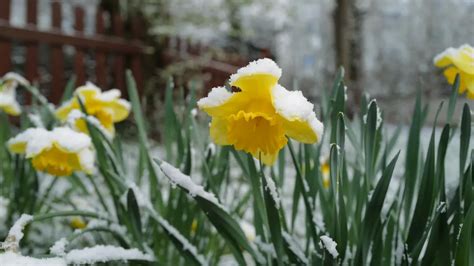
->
[[3, 72, 30, 86]]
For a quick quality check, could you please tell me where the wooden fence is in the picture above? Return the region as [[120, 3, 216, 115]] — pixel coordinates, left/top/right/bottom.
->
[[0, 0, 145, 104]]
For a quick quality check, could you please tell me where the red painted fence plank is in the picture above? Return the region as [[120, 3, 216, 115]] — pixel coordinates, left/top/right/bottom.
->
[[74, 7, 86, 87], [0, 0, 12, 75], [95, 8, 107, 88], [113, 12, 125, 93], [50, 1, 64, 103]]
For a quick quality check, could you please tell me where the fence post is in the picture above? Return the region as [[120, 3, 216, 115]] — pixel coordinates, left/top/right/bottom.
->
[[0, 0, 12, 75], [131, 15, 144, 93], [50, 1, 64, 103], [25, 0, 38, 104], [74, 6, 86, 87], [113, 11, 125, 94], [95, 8, 107, 88]]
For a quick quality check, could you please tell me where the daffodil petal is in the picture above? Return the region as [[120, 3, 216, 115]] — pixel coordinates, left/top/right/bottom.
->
[[51, 127, 92, 153], [272, 84, 323, 143], [107, 99, 131, 122], [7, 128, 53, 157], [3, 72, 30, 87], [434, 44, 474, 75]]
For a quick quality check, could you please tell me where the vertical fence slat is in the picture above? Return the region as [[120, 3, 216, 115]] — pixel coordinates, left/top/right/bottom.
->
[[0, 0, 12, 75], [113, 12, 125, 93], [50, 1, 64, 103], [95, 8, 107, 88], [131, 16, 143, 93], [74, 7, 86, 86], [25, 0, 38, 103]]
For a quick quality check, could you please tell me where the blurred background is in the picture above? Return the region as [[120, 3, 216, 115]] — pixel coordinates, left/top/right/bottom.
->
[[1, 0, 473, 128]]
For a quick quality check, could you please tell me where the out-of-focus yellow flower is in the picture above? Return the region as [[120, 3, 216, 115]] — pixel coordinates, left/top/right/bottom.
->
[[191, 219, 198, 234], [7, 127, 95, 176], [434, 44, 474, 99], [0, 72, 29, 116], [70, 217, 87, 229], [320, 156, 330, 189], [198, 58, 324, 165], [56, 82, 131, 137]]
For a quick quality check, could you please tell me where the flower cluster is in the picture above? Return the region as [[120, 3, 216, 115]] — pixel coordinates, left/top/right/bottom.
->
[[4, 78, 130, 177]]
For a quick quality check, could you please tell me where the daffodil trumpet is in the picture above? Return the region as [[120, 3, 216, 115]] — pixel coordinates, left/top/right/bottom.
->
[[198, 58, 324, 165]]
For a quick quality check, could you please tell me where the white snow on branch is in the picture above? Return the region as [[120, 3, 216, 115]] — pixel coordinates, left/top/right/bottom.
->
[[158, 160, 223, 208], [320, 235, 339, 258], [1, 214, 33, 252], [65, 245, 154, 264]]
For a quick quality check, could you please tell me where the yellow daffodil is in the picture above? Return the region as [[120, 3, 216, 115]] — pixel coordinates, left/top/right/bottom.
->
[[7, 127, 95, 176], [198, 58, 324, 165], [56, 82, 131, 137], [434, 44, 474, 99], [0, 72, 29, 116], [70, 217, 87, 229], [320, 156, 330, 189]]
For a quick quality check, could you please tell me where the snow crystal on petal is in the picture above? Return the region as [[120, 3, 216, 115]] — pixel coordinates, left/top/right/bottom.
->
[[320, 235, 339, 258], [272, 84, 324, 139], [229, 58, 282, 84], [65, 245, 153, 264], [97, 89, 121, 101], [7, 128, 52, 157], [52, 127, 91, 152], [197, 86, 232, 108]]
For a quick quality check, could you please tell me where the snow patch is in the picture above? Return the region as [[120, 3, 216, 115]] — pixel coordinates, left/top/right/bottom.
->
[[272, 84, 324, 140], [50, 238, 68, 256], [229, 58, 282, 84], [65, 245, 153, 264], [0, 252, 65, 266], [1, 214, 33, 252], [320, 235, 339, 258], [159, 160, 223, 208], [197, 86, 232, 108], [264, 174, 281, 209], [282, 232, 308, 264]]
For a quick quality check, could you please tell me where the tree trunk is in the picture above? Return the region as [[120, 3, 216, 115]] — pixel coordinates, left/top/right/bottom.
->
[[333, 0, 364, 108]]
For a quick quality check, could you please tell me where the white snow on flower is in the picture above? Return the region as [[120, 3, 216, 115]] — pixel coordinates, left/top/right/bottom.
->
[[239, 221, 256, 242], [320, 235, 339, 258], [0, 252, 65, 266], [3, 72, 30, 87], [158, 160, 223, 208], [197, 86, 232, 108], [64, 245, 154, 264], [50, 237, 68, 256], [7, 127, 95, 173], [66, 109, 113, 140], [264, 174, 281, 209], [229, 58, 282, 84], [282, 232, 308, 264], [272, 84, 324, 141], [1, 214, 33, 252]]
